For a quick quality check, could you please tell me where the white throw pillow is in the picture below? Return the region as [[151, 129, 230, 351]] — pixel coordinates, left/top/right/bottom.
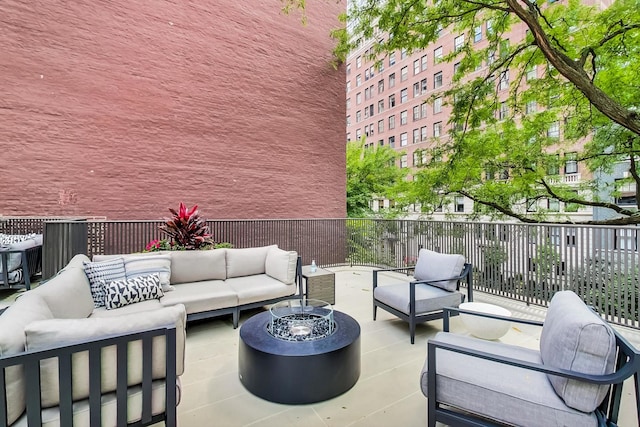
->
[[124, 254, 172, 292]]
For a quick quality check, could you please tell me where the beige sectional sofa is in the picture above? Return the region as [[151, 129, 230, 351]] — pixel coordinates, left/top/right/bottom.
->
[[0, 245, 301, 426]]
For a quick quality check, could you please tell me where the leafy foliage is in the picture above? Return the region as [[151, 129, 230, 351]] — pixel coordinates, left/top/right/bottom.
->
[[347, 139, 408, 217], [159, 203, 215, 250], [341, 0, 640, 224]]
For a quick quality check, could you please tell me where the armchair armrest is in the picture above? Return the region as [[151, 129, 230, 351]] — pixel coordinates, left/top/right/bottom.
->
[[372, 266, 416, 289]]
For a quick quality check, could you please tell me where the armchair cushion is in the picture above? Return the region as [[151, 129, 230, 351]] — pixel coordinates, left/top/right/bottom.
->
[[265, 247, 298, 285], [374, 283, 462, 315], [413, 249, 465, 292], [540, 291, 616, 412], [421, 332, 598, 426]]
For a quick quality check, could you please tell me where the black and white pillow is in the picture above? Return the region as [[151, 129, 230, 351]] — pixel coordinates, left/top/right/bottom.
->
[[103, 273, 164, 310], [83, 258, 127, 308]]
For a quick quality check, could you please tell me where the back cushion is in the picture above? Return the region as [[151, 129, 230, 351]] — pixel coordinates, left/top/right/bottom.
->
[[124, 254, 172, 291], [0, 292, 54, 425], [32, 266, 94, 319], [170, 249, 226, 284], [265, 247, 298, 285], [413, 249, 465, 292], [226, 245, 276, 278], [24, 304, 187, 408], [83, 258, 127, 308], [540, 291, 616, 412], [0, 239, 40, 273]]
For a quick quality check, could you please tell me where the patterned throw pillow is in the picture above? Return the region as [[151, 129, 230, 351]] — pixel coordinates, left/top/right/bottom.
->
[[124, 254, 173, 292], [0, 233, 37, 245], [104, 273, 164, 310], [83, 258, 127, 308]]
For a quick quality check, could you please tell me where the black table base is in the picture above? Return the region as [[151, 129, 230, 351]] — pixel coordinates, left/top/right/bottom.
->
[[238, 310, 361, 404]]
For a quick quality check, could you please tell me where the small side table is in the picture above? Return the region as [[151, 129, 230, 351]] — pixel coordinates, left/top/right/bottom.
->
[[301, 266, 335, 304]]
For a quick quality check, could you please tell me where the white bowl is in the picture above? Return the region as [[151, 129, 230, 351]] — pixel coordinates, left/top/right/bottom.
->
[[459, 302, 512, 340]]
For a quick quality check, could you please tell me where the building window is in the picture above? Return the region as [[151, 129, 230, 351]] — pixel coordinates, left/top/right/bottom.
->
[[421, 102, 428, 118], [421, 126, 428, 141], [455, 196, 465, 212], [614, 228, 638, 251], [413, 128, 420, 143], [525, 100, 537, 115], [346, 115, 350, 126], [526, 65, 537, 81], [499, 102, 509, 120], [378, 99, 384, 113], [368, 104, 374, 117], [400, 154, 408, 168], [401, 66, 408, 81], [434, 121, 442, 137], [547, 154, 560, 175], [389, 136, 395, 148], [401, 48, 408, 59], [378, 79, 384, 94], [364, 68, 369, 81], [434, 46, 443, 63], [356, 56, 362, 68], [356, 110, 361, 123], [454, 35, 464, 51], [378, 139, 384, 147], [388, 115, 396, 129], [346, 81, 351, 92], [356, 92, 362, 105], [434, 72, 443, 88], [400, 110, 408, 125], [346, 98, 351, 110], [364, 87, 370, 101], [453, 62, 461, 75], [413, 82, 420, 97], [400, 132, 408, 146], [389, 73, 396, 88], [413, 151, 421, 166], [346, 63, 351, 75], [548, 121, 560, 138], [400, 88, 408, 103], [615, 179, 637, 205], [356, 74, 361, 87], [474, 26, 482, 43], [434, 97, 443, 113], [499, 70, 509, 90], [355, 128, 361, 139], [565, 152, 578, 174], [487, 50, 496, 65], [378, 120, 384, 133], [389, 95, 397, 108], [421, 78, 428, 94], [413, 105, 420, 121], [547, 198, 560, 212], [364, 106, 369, 118], [421, 55, 428, 71], [414, 59, 420, 75], [486, 20, 493, 36], [389, 53, 395, 66]]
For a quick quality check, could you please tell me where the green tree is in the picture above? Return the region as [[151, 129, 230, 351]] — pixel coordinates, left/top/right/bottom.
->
[[346, 139, 408, 217], [341, 0, 640, 224]]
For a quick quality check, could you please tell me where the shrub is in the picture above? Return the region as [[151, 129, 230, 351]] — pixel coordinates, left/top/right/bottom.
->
[[158, 202, 215, 250]]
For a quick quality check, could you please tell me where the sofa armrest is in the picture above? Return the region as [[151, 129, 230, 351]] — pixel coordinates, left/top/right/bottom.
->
[[0, 324, 178, 427], [441, 306, 544, 333]]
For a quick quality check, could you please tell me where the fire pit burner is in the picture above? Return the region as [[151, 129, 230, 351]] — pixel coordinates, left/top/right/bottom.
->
[[267, 299, 334, 342]]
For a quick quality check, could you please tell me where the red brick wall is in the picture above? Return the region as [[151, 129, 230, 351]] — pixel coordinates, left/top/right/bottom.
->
[[0, 0, 346, 220]]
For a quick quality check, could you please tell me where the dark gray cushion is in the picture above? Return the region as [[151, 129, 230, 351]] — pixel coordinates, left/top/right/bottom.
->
[[422, 332, 598, 427], [413, 249, 465, 291], [374, 283, 462, 315], [540, 291, 616, 412]]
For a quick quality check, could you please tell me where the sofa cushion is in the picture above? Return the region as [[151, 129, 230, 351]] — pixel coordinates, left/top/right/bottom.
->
[[104, 273, 164, 310], [421, 332, 598, 426], [90, 299, 163, 318], [226, 274, 297, 305], [413, 249, 465, 292], [169, 249, 227, 284], [32, 264, 94, 319], [24, 304, 187, 408], [83, 258, 127, 308], [226, 245, 276, 278], [540, 291, 616, 413], [159, 280, 238, 314], [265, 247, 297, 285], [0, 292, 54, 425], [374, 282, 462, 315], [124, 254, 172, 292]]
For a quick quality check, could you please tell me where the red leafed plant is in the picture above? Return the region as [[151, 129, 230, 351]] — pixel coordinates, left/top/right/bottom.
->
[[159, 202, 215, 250]]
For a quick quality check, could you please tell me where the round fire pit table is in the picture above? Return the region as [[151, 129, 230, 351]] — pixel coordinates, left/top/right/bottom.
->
[[238, 300, 360, 404]]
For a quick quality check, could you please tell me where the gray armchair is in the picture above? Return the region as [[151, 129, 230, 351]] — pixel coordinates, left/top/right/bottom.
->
[[372, 249, 472, 344], [421, 291, 640, 426]]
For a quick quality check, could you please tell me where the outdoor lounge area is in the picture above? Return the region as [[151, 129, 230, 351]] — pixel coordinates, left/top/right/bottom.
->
[[2, 265, 638, 426]]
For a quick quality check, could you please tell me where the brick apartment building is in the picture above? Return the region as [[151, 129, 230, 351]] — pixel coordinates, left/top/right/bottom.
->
[[0, 0, 346, 220], [344, 13, 632, 221]]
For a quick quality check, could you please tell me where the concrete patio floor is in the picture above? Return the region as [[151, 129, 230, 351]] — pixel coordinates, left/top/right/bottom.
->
[[1, 266, 639, 426]]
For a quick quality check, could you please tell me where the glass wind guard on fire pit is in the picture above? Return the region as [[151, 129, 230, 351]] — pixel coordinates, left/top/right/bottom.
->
[[268, 299, 335, 342]]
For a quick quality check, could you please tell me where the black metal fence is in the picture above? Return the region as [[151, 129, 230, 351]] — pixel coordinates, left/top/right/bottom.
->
[[3, 217, 638, 328]]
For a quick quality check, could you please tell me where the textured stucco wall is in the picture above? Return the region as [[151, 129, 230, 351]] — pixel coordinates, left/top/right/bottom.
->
[[0, 0, 346, 220]]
